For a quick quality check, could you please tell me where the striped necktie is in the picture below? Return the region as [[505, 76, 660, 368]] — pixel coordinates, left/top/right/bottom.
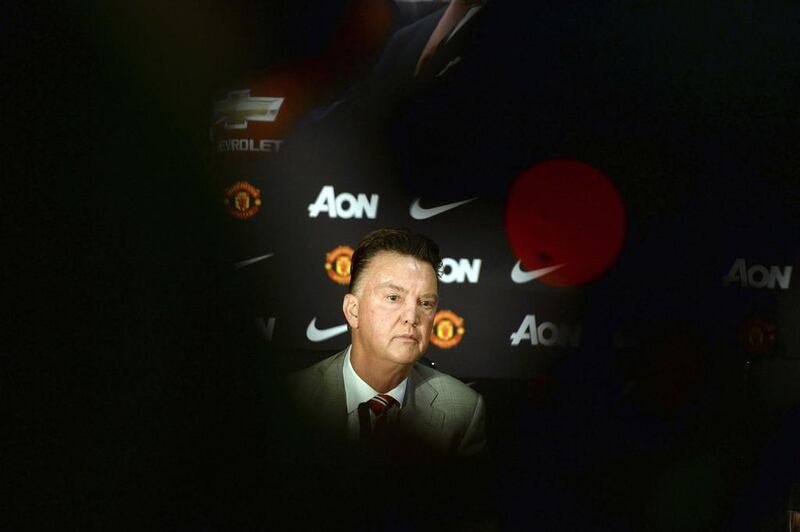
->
[[358, 393, 399, 439]]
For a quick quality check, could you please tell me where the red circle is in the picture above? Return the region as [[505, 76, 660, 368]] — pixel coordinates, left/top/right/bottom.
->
[[505, 160, 626, 286]]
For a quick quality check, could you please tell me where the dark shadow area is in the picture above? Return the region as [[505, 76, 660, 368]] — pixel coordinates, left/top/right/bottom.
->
[[6, 1, 799, 531]]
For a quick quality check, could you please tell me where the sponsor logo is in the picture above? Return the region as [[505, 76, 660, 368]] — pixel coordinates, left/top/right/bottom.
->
[[233, 253, 274, 270], [308, 186, 379, 219], [409, 197, 477, 220], [306, 317, 348, 342], [217, 138, 283, 153], [224, 181, 262, 219], [722, 258, 792, 290], [440, 258, 482, 284], [510, 314, 582, 347], [740, 319, 776, 355], [255, 317, 276, 341], [325, 245, 354, 285], [430, 310, 465, 349], [505, 160, 625, 287], [214, 90, 284, 129], [510, 261, 567, 284]]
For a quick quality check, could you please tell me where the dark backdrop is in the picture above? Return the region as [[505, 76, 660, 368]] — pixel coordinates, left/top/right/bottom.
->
[[6, 1, 799, 530]]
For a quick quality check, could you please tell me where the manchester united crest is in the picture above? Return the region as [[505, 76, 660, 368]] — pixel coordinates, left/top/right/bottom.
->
[[430, 309, 465, 349], [325, 245, 354, 285], [740, 318, 776, 355], [224, 181, 262, 220]]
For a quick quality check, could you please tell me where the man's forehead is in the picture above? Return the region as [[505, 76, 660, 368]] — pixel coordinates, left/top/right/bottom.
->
[[364, 252, 438, 285], [374, 280, 438, 296]]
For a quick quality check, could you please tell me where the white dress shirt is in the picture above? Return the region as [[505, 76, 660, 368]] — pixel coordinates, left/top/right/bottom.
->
[[342, 345, 407, 440]]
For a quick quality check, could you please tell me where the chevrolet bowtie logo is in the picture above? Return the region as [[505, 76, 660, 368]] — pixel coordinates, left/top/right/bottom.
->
[[213, 90, 284, 129]]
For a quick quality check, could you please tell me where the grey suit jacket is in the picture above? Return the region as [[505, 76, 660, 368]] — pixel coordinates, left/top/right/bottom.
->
[[288, 349, 487, 458]]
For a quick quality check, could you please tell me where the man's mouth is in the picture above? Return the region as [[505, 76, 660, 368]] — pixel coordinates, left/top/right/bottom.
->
[[394, 334, 418, 342]]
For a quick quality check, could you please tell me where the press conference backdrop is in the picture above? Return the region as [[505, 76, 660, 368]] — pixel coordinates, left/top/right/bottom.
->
[[208, 1, 799, 382]]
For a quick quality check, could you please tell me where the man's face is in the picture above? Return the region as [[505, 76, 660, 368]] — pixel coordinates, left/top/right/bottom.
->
[[346, 251, 439, 367]]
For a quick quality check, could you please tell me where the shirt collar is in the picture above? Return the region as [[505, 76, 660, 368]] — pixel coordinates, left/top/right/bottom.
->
[[343, 345, 407, 414]]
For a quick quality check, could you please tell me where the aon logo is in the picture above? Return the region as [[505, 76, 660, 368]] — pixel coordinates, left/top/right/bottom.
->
[[440, 258, 482, 284], [722, 258, 792, 290], [308, 186, 379, 219], [510, 315, 582, 347]]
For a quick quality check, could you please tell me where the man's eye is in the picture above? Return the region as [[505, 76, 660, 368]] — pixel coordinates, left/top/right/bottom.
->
[[387, 294, 400, 302], [421, 300, 435, 309]]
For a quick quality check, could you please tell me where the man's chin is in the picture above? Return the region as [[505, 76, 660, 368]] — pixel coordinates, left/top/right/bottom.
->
[[386, 345, 424, 365]]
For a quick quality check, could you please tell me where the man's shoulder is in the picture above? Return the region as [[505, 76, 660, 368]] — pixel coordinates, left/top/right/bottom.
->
[[413, 362, 481, 407], [287, 351, 344, 392], [292, 351, 343, 375], [410, 363, 487, 458]]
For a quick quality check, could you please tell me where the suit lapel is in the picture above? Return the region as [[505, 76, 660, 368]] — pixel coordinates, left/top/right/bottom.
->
[[398, 365, 445, 447], [371, 7, 444, 90], [414, 4, 487, 83], [401, 7, 447, 81], [306, 355, 446, 447]]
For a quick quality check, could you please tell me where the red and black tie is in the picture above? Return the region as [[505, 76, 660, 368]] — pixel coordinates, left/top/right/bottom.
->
[[358, 393, 399, 439]]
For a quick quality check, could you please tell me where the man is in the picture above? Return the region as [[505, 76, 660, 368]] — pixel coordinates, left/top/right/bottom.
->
[[287, 228, 492, 531], [289, 227, 486, 457]]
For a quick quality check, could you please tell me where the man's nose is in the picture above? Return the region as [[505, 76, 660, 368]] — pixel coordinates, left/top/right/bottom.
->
[[401, 299, 419, 326]]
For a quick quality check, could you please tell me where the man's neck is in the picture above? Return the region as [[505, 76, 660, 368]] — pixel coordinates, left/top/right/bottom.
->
[[349, 345, 412, 393]]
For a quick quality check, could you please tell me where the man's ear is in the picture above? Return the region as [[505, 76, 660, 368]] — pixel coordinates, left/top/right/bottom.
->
[[343, 293, 359, 329]]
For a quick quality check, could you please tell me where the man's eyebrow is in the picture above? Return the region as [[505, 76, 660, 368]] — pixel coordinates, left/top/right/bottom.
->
[[376, 283, 438, 300], [377, 283, 406, 293]]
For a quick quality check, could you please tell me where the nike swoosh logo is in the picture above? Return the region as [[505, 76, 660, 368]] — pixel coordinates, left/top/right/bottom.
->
[[409, 197, 477, 220], [511, 261, 566, 284], [306, 317, 348, 342], [233, 253, 274, 270]]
